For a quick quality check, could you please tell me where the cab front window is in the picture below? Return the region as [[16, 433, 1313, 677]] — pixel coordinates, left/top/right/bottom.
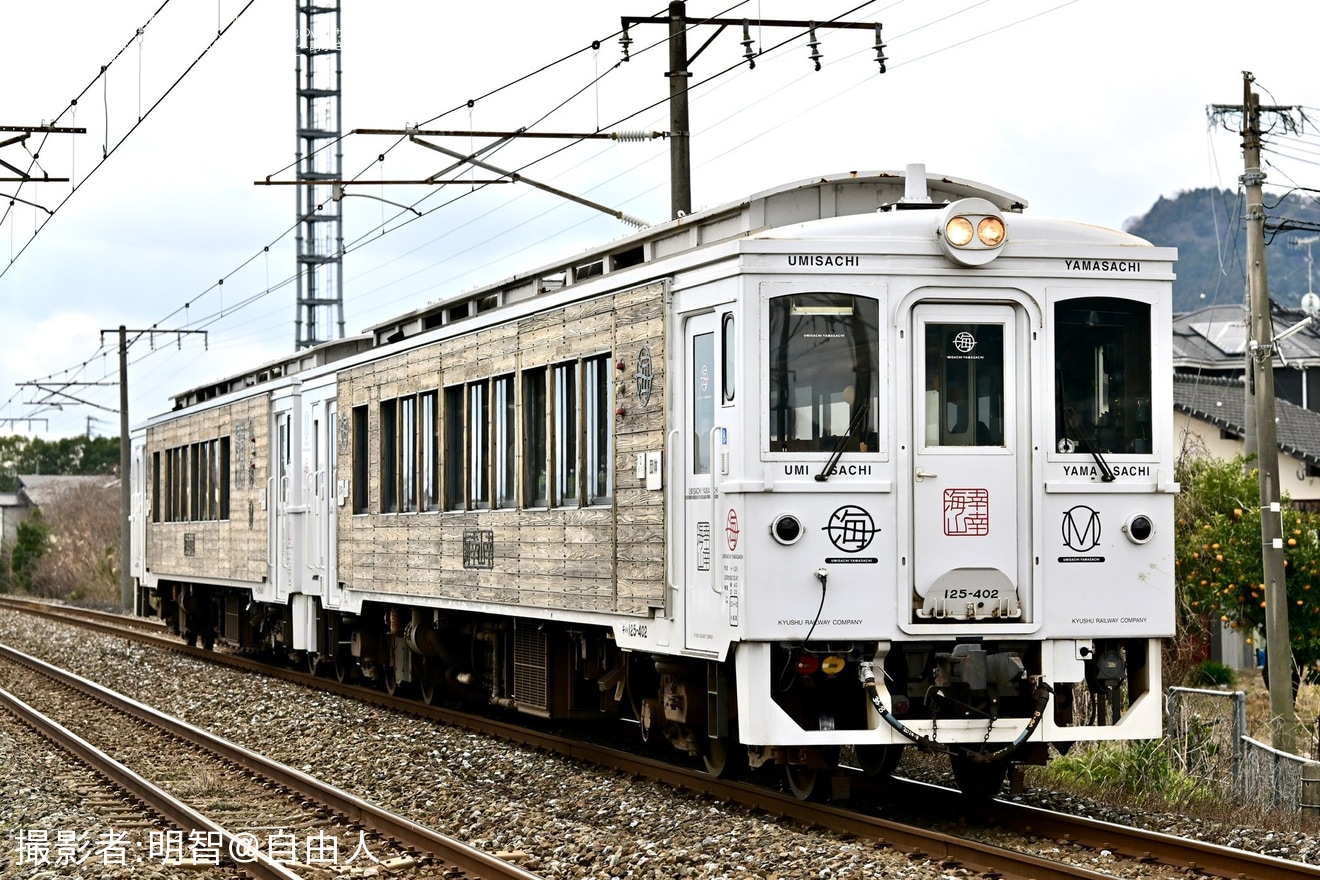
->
[[1054, 297, 1152, 455], [768, 293, 879, 453]]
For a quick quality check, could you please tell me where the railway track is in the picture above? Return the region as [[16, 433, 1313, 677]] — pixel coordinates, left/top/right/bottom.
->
[[0, 636, 544, 880], [3, 596, 1318, 880]]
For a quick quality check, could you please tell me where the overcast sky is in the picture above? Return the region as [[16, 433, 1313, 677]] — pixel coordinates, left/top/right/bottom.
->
[[1, 0, 1317, 439]]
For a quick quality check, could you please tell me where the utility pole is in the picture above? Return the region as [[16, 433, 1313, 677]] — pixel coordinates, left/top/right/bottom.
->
[[102, 326, 207, 612], [1239, 72, 1299, 752], [621, 3, 886, 219]]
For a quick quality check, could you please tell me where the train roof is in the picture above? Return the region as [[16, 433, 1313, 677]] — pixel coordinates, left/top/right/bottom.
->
[[163, 168, 1026, 411], [754, 210, 1163, 251], [364, 167, 1027, 346]]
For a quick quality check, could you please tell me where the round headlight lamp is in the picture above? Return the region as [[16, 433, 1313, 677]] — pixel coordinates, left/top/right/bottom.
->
[[945, 216, 974, 247], [977, 215, 1006, 247], [936, 197, 1008, 267]]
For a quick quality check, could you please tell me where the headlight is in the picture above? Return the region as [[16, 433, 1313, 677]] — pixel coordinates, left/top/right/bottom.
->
[[945, 216, 974, 247], [977, 215, 1006, 247], [937, 197, 1008, 267]]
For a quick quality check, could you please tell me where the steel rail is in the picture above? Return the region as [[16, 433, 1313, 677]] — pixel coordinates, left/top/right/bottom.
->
[[0, 683, 302, 880], [0, 641, 544, 880], [7, 597, 1320, 879]]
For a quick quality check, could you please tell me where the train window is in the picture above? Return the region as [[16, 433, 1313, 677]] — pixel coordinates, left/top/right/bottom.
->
[[1054, 298, 1152, 455], [400, 396, 417, 512], [420, 391, 439, 510], [380, 399, 398, 513], [693, 332, 715, 473], [155, 438, 232, 523], [352, 405, 368, 514], [443, 386, 465, 510], [768, 294, 880, 453], [585, 355, 612, 504], [923, 323, 1005, 447], [722, 313, 735, 404], [524, 368, 549, 507], [218, 437, 230, 519], [554, 362, 579, 505], [151, 451, 161, 523], [494, 376, 516, 508], [469, 381, 490, 508]]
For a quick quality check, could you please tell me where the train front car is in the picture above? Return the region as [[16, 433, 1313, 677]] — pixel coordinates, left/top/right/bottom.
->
[[693, 170, 1177, 798]]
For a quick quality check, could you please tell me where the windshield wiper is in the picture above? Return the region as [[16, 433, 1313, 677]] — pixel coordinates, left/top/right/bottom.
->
[[816, 403, 870, 482], [1057, 368, 1115, 482]]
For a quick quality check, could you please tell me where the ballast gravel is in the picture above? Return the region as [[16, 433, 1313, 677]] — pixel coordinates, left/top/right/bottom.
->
[[0, 609, 1316, 880]]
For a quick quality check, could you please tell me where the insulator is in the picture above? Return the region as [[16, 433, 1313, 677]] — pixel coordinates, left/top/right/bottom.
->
[[610, 130, 657, 142], [619, 24, 633, 61], [741, 19, 756, 69], [874, 23, 887, 74], [807, 23, 821, 72], [618, 213, 650, 230]]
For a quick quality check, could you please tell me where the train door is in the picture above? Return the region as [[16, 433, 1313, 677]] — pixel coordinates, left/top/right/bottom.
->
[[909, 302, 1026, 621], [271, 388, 304, 603], [682, 310, 725, 652], [324, 401, 341, 609], [130, 435, 146, 593]]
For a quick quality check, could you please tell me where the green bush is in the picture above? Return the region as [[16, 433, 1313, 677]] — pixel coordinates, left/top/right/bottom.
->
[[1040, 740, 1211, 807], [9, 512, 50, 591], [1185, 660, 1238, 688]]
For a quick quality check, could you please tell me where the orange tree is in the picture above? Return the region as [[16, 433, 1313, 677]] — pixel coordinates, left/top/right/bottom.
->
[[1175, 453, 1320, 680]]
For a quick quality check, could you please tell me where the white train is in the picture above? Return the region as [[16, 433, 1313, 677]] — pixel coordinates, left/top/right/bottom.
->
[[130, 166, 1177, 798]]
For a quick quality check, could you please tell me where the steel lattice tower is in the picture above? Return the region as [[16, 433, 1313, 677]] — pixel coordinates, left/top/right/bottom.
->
[[294, 2, 344, 349]]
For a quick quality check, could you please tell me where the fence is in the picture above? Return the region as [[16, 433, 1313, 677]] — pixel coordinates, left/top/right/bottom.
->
[[1166, 686, 1320, 812]]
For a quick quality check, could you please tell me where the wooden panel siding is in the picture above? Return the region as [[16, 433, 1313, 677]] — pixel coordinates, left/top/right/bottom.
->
[[144, 394, 270, 583], [338, 281, 667, 616]]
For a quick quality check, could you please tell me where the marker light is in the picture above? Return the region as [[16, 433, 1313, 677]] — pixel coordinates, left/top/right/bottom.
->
[[820, 655, 847, 676], [936, 197, 1008, 267], [796, 654, 821, 675], [771, 513, 803, 545], [1123, 513, 1154, 544]]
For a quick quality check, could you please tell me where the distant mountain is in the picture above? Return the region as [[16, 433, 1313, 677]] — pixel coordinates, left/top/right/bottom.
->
[[1122, 187, 1320, 314]]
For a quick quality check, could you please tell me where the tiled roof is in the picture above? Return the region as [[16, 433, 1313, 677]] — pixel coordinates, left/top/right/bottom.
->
[[1174, 373, 1320, 464], [1173, 301, 1320, 369], [16, 474, 117, 509]]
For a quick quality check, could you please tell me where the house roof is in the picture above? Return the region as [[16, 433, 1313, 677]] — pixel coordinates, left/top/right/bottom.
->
[[0, 493, 21, 508], [1173, 301, 1320, 371], [16, 474, 117, 509], [1174, 373, 1320, 465]]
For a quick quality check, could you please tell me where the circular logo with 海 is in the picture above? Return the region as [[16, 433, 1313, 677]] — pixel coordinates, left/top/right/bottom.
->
[[953, 331, 976, 353], [823, 505, 880, 553]]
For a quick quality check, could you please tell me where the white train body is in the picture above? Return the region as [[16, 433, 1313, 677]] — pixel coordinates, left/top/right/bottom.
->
[[131, 168, 1176, 795]]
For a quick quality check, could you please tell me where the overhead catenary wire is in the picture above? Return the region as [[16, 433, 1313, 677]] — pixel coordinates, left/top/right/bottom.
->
[[1, 1, 1192, 432]]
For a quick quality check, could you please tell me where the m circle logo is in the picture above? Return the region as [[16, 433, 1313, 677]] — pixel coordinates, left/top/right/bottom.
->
[[1061, 505, 1101, 552]]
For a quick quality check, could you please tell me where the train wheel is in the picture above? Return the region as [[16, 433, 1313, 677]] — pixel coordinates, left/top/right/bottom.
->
[[306, 652, 321, 676], [334, 655, 352, 683], [949, 751, 1010, 799], [785, 764, 828, 801], [856, 744, 904, 777], [384, 667, 402, 696], [702, 736, 747, 779]]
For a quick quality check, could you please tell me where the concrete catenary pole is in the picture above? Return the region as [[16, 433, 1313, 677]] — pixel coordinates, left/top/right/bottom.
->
[[118, 325, 131, 611], [1241, 72, 1300, 752]]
